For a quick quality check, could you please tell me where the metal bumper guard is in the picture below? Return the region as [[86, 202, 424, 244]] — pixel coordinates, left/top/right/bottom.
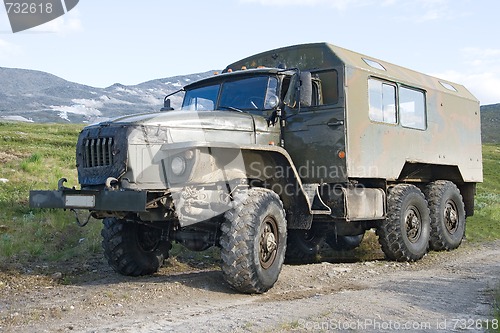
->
[[29, 188, 147, 212]]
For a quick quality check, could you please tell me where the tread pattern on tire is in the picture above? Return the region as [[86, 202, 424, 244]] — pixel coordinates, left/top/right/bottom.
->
[[101, 218, 170, 277], [376, 184, 430, 262], [425, 180, 466, 251], [220, 188, 286, 294]]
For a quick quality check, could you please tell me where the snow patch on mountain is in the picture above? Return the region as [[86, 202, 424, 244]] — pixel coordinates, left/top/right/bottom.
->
[[51, 104, 102, 122], [99, 95, 133, 105]]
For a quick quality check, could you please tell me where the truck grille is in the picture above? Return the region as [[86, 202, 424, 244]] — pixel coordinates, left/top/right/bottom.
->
[[84, 137, 114, 168]]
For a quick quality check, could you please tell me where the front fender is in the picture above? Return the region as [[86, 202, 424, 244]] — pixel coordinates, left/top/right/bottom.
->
[[161, 141, 315, 229]]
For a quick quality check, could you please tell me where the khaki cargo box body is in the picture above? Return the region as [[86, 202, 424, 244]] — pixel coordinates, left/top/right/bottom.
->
[[225, 43, 483, 184]]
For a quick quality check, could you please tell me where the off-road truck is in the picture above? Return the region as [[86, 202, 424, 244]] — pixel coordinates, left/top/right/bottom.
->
[[30, 43, 483, 294]]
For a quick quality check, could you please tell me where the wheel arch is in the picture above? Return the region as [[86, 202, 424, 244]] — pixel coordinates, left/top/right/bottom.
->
[[240, 147, 313, 229], [397, 162, 477, 217]]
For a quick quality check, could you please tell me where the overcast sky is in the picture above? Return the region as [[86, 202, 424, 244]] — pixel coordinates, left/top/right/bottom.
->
[[0, 0, 499, 105]]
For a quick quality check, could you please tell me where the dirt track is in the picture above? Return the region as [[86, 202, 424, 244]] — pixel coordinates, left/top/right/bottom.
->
[[1, 237, 499, 332]]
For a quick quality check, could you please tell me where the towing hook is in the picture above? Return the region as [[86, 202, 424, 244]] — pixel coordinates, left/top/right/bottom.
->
[[58, 178, 68, 190], [105, 177, 119, 189]]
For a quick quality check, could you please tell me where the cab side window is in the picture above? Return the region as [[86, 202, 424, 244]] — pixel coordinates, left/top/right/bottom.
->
[[284, 69, 339, 109], [315, 70, 338, 105], [300, 70, 339, 108]]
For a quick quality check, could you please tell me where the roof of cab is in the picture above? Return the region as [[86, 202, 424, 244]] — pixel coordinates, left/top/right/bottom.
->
[[224, 42, 478, 102], [184, 67, 294, 90]]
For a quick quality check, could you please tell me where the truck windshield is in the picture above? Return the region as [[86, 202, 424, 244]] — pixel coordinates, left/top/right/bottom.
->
[[181, 76, 278, 111]]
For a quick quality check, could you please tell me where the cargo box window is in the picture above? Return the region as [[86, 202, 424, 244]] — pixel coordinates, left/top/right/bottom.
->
[[399, 86, 426, 130], [363, 58, 386, 71], [368, 78, 396, 124], [439, 81, 457, 92]]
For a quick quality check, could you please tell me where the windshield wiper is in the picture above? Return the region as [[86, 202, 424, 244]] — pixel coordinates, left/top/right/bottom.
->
[[218, 106, 244, 113]]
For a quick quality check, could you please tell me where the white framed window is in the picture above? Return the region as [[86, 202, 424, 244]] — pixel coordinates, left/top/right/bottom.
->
[[399, 86, 426, 130], [368, 78, 397, 124]]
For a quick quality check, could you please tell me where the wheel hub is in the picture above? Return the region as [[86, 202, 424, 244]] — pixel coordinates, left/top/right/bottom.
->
[[444, 200, 459, 233], [405, 207, 422, 243], [260, 217, 278, 269]]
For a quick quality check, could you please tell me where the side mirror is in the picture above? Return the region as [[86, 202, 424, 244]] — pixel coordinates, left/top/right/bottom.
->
[[160, 97, 174, 111], [284, 73, 299, 108], [299, 72, 312, 107], [284, 71, 313, 109]]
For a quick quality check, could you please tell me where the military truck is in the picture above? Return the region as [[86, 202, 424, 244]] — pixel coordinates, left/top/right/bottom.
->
[[30, 43, 483, 294]]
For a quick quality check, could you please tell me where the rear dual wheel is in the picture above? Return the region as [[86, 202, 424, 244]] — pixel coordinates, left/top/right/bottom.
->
[[425, 180, 466, 250], [377, 184, 430, 261]]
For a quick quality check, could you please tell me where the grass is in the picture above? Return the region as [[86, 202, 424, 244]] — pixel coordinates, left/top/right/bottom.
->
[[0, 122, 102, 266], [0, 122, 499, 266], [466, 144, 500, 242]]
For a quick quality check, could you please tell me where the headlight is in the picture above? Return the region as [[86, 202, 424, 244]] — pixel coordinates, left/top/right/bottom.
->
[[171, 156, 186, 176]]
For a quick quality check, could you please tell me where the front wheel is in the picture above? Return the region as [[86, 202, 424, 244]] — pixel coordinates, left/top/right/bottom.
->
[[376, 184, 430, 262], [101, 218, 171, 276], [220, 188, 287, 294]]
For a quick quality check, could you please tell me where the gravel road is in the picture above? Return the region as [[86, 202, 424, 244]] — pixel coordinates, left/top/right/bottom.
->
[[1, 237, 499, 333]]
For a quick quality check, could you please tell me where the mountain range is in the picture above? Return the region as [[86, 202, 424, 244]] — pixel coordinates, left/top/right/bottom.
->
[[0, 66, 498, 143], [0, 67, 214, 123]]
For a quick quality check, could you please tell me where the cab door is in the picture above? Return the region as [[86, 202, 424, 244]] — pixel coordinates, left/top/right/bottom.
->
[[283, 68, 347, 183]]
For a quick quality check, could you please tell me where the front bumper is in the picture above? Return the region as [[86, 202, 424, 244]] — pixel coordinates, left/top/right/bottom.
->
[[29, 188, 147, 212]]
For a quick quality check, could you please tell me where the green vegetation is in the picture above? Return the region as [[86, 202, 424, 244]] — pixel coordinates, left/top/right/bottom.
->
[[0, 122, 102, 266], [466, 144, 500, 242], [0, 122, 499, 268]]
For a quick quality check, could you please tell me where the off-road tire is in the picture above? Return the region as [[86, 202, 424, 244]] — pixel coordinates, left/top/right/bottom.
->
[[101, 218, 171, 276], [220, 188, 287, 294], [326, 233, 364, 251], [376, 184, 430, 261], [285, 225, 326, 264], [425, 180, 466, 251]]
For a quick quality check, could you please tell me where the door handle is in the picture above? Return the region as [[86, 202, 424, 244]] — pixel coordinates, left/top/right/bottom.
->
[[327, 120, 344, 126]]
